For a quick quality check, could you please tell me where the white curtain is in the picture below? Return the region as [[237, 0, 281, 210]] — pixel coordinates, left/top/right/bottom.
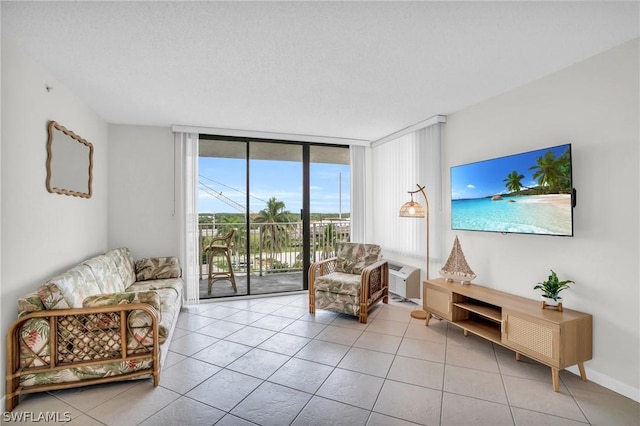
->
[[175, 132, 200, 305], [371, 123, 443, 278], [350, 145, 366, 243]]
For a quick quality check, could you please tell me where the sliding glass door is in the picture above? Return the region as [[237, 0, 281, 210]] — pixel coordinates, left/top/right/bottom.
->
[[309, 145, 351, 262], [198, 139, 249, 298], [198, 136, 349, 300], [249, 141, 304, 295]]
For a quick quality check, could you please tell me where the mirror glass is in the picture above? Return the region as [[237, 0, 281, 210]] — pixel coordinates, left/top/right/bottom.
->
[[46, 121, 93, 198]]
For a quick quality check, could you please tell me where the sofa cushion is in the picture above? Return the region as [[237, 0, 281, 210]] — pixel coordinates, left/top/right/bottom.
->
[[127, 277, 183, 296], [104, 247, 136, 288], [18, 318, 51, 368], [17, 291, 46, 317], [83, 255, 126, 294], [37, 283, 69, 310], [135, 257, 182, 281], [82, 290, 162, 313], [335, 242, 381, 274], [40, 264, 102, 309], [314, 272, 362, 297], [83, 290, 170, 347], [19, 359, 154, 388], [128, 278, 183, 333]]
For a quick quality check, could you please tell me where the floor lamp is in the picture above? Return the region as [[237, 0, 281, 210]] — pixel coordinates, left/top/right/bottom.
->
[[399, 184, 430, 320]]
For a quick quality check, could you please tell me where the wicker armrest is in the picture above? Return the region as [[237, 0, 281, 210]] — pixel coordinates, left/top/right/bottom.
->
[[308, 257, 337, 282], [360, 260, 389, 303], [361, 259, 389, 274], [308, 257, 337, 314]]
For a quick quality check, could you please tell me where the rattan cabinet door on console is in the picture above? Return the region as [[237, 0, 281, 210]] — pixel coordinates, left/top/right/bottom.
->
[[423, 281, 453, 321], [503, 309, 592, 391], [503, 311, 560, 366]]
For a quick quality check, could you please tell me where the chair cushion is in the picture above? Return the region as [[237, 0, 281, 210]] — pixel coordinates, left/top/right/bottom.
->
[[314, 272, 362, 297], [314, 291, 359, 317], [335, 242, 381, 274]]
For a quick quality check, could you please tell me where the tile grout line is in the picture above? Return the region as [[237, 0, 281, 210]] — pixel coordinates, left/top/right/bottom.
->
[[28, 294, 633, 426]]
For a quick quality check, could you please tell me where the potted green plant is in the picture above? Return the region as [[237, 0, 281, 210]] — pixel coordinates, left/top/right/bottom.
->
[[534, 270, 574, 310]]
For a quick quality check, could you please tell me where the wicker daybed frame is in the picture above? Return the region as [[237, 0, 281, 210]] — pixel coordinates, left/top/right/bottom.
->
[[5, 303, 160, 412]]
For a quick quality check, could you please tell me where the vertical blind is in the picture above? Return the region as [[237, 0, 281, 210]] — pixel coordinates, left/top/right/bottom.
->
[[350, 145, 366, 243], [175, 132, 200, 305], [372, 123, 443, 276]]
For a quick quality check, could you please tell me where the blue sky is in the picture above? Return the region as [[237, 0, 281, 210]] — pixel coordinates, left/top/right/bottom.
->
[[451, 144, 570, 200], [199, 158, 350, 215]]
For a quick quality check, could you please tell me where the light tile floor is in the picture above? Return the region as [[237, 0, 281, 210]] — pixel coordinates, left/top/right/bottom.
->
[[8, 293, 640, 426]]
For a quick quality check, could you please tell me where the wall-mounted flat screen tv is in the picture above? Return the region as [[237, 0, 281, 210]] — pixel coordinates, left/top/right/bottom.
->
[[451, 143, 574, 236]]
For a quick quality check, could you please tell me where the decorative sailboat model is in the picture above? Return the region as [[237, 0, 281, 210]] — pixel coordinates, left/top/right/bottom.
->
[[440, 236, 476, 284]]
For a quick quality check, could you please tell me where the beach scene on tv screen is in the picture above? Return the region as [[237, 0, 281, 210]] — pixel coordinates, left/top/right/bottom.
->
[[451, 144, 573, 236]]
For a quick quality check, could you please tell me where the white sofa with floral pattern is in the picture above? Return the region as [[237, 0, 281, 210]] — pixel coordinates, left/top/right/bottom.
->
[[5, 247, 184, 411]]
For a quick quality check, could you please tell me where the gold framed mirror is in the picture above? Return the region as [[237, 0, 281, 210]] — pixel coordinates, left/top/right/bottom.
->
[[46, 121, 94, 198]]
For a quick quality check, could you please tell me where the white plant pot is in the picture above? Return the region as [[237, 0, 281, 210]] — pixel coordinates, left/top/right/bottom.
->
[[541, 295, 562, 306]]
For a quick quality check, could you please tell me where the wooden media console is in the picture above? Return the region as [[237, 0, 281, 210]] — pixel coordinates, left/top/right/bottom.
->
[[423, 278, 592, 391]]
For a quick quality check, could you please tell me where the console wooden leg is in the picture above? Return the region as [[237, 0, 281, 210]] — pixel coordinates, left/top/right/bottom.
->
[[552, 368, 560, 392], [463, 329, 468, 337], [578, 362, 587, 382], [425, 312, 432, 326], [515, 352, 521, 361]]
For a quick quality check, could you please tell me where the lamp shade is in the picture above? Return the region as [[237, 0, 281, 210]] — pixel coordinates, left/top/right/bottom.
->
[[399, 200, 425, 218]]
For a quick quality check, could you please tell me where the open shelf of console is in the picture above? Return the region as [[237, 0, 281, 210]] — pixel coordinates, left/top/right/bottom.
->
[[451, 300, 503, 343], [453, 301, 502, 322], [423, 278, 592, 392]]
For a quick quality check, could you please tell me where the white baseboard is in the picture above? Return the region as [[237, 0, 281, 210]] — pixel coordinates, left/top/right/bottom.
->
[[566, 365, 639, 402]]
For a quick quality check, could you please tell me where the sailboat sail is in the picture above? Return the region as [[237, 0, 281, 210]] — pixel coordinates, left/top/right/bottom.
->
[[440, 236, 476, 284]]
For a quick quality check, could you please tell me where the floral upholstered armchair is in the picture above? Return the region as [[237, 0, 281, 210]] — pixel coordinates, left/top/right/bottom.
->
[[308, 242, 389, 324]]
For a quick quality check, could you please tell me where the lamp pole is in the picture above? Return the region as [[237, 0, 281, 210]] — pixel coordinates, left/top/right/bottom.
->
[[399, 184, 430, 319], [415, 184, 430, 280]]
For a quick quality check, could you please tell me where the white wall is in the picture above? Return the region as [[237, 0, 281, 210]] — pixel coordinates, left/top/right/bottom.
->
[[108, 124, 179, 259], [443, 39, 639, 400], [0, 40, 109, 396]]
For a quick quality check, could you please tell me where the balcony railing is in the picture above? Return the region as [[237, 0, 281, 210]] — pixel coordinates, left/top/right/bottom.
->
[[198, 220, 350, 279]]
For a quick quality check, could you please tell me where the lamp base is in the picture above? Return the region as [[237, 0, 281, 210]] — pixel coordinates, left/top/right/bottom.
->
[[410, 309, 428, 320]]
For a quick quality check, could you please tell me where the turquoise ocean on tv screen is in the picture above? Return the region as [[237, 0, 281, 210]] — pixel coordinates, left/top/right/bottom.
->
[[452, 195, 572, 235]]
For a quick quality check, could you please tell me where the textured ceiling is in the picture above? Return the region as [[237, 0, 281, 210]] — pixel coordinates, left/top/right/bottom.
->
[[2, 1, 638, 142]]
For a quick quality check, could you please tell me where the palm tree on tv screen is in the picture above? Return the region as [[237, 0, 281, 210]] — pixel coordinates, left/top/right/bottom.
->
[[503, 170, 525, 195], [555, 149, 572, 192], [529, 151, 564, 193]]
